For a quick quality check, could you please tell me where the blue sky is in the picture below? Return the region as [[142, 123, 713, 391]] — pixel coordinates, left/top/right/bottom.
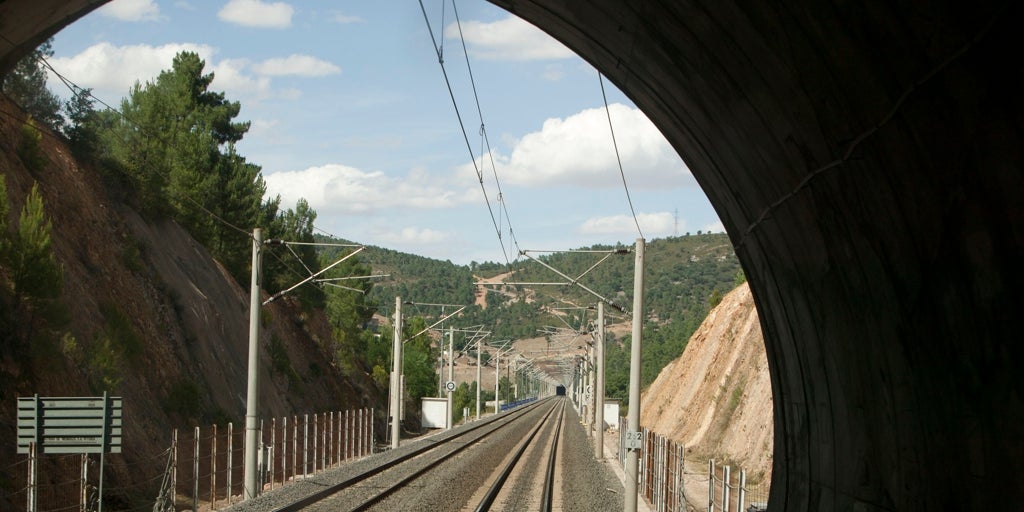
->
[[46, 0, 722, 265]]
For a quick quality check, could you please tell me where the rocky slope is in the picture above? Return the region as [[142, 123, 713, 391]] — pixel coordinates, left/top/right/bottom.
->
[[0, 97, 379, 507], [641, 282, 773, 482]]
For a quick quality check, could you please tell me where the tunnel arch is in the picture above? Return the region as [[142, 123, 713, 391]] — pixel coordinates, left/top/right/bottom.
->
[[2, 1, 1022, 509]]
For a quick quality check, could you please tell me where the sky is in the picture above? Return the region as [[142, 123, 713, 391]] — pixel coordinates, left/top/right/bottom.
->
[[45, 0, 723, 265]]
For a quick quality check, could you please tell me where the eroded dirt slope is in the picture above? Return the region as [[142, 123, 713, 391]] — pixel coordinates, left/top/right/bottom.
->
[[0, 97, 379, 507], [641, 282, 773, 482]]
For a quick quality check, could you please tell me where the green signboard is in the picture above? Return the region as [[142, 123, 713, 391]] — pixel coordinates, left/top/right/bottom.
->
[[16, 394, 122, 454]]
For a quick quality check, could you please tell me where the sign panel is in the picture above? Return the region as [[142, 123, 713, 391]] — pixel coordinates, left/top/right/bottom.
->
[[16, 395, 122, 454], [624, 430, 644, 450]]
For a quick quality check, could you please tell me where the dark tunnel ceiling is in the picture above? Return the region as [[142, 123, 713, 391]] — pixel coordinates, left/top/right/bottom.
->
[[2, 1, 1022, 509]]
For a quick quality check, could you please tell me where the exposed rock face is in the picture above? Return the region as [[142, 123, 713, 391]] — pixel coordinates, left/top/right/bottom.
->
[[642, 282, 773, 481]]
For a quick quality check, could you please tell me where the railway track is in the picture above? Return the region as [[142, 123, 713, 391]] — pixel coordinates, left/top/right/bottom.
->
[[472, 396, 565, 511], [249, 398, 559, 511]]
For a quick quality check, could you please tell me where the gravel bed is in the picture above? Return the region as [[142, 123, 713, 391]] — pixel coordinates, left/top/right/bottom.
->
[[561, 404, 625, 511], [221, 402, 544, 512], [501, 401, 563, 510], [370, 403, 550, 510]]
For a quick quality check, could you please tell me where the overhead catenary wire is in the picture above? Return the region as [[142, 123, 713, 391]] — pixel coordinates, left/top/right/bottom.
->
[[417, 0, 519, 271], [599, 72, 644, 240]]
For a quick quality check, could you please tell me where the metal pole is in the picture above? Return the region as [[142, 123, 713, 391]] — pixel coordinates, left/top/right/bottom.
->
[[27, 442, 36, 512], [723, 465, 731, 512], [709, 459, 716, 512], [625, 237, 646, 512], [390, 297, 403, 449], [80, 454, 87, 512], [193, 426, 200, 512], [447, 326, 454, 429], [588, 342, 595, 429], [227, 422, 233, 501], [494, 351, 501, 414], [738, 469, 747, 512], [243, 228, 263, 500], [476, 339, 482, 420], [594, 301, 606, 459]]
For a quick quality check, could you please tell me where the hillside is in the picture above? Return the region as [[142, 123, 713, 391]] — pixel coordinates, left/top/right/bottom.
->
[[641, 282, 773, 483], [0, 97, 379, 508]]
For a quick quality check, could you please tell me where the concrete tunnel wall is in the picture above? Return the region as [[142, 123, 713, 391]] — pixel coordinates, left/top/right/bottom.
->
[[2, 1, 1022, 509]]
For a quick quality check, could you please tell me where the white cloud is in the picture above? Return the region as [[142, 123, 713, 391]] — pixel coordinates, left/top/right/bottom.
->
[[218, 0, 293, 29], [47, 42, 216, 101], [251, 55, 340, 77], [207, 58, 273, 101], [333, 12, 365, 24], [98, 0, 161, 21], [48, 43, 332, 105], [263, 164, 471, 215], [444, 15, 573, 61], [371, 227, 452, 246], [541, 64, 565, 82], [580, 212, 677, 237], [465, 103, 692, 189], [247, 119, 279, 137]]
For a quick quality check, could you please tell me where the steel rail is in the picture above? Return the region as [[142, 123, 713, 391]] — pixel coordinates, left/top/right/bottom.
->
[[269, 399, 548, 512], [540, 401, 566, 511], [354, 400, 559, 512], [474, 399, 564, 511]]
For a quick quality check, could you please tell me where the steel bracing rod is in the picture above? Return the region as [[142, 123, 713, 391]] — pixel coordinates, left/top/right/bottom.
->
[[517, 251, 625, 312], [264, 247, 366, 305], [476, 281, 568, 286], [320, 283, 367, 293], [314, 274, 389, 282], [272, 241, 362, 247], [405, 301, 465, 308], [403, 305, 468, 343], [520, 248, 632, 254]]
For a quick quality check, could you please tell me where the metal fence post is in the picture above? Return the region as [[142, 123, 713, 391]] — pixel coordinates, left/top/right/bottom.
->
[[172, 430, 178, 509], [723, 465, 731, 512], [281, 416, 288, 484], [227, 422, 234, 501], [266, 420, 272, 491], [291, 416, 297, 480], [211, 424, 218, 509], [80, 454, 88, 512], [709, 460, 715, 512], [738, 469, 746, 512], [192, 426, 199, 512]]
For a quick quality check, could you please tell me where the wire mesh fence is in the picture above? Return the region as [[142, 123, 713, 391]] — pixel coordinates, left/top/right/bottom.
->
[[2, 407, 374, 512], [617, 418, 771, 512]]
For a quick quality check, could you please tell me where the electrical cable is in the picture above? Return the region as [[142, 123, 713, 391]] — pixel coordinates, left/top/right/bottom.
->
[[417, 0, 517, 272], [599, 73, 644, 240], [2, 32, 258, 243]]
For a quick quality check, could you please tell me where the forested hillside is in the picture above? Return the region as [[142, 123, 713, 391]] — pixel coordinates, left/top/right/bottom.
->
[[318, 233, 743, 402]]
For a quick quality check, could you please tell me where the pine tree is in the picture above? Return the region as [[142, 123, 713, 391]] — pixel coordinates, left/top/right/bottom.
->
[[0, 182, 64, 350], [2, 39, 64, 132]]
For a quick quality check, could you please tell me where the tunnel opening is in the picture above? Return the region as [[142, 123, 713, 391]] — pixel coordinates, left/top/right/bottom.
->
[[2, 1, 1023, 510]]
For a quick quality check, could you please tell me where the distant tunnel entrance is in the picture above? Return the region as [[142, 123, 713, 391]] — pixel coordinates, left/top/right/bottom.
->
[[2, 1, 1022, 509]]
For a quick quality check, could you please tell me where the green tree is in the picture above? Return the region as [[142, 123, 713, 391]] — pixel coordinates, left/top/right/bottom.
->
[[402, 317, 438, 403], [100, 51, 249, 218], [17, 119, 48, 172], [265, 198, 323, 309], [0, 181, 65, 352], [62, 86, 99, 160], [2, 39, 64, 131]]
